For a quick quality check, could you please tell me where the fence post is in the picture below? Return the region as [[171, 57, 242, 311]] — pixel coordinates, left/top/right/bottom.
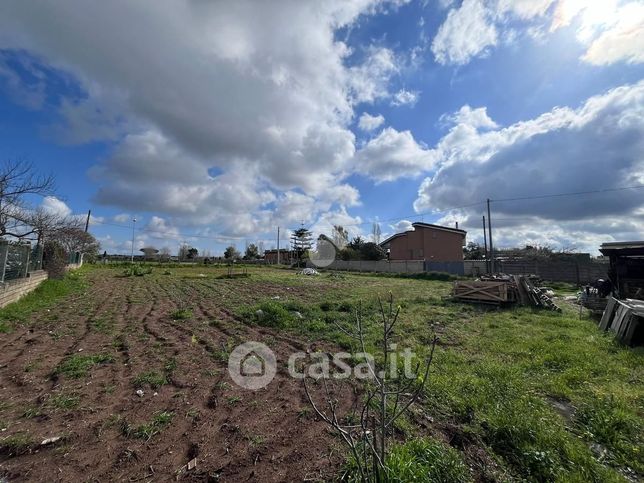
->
[[0, 241, 7, 283], [23, 244, 31, 278]]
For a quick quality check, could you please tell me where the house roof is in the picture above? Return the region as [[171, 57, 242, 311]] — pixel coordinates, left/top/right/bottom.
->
[[379, 222, 466, 247], [600, 241, 644, 257]]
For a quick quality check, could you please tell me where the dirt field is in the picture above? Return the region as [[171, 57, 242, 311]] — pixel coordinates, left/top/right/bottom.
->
[[0, 268, 358, 481], [1, 265, 642, 482]]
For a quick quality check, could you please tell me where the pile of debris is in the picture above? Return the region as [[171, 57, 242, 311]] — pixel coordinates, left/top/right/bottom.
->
[[453, 274, 561, 311]]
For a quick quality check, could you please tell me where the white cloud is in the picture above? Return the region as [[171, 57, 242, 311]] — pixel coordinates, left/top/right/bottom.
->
[[41, 196, 72, 218], [113, 213, 132, 223], [354, 127, 437, 181], [432, 0, 644, 67], [358, 112, 385, 131], [0, 0, 406, 238], [431, 0, 498, 65], [414, 81, 644, 250], [391, 88, 419, 106], [390, 219, 414, 233], [580, 2, 644, 66]]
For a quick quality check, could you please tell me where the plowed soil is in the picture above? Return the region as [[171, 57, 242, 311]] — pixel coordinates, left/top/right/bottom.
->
[[0, 269, 358, 481]]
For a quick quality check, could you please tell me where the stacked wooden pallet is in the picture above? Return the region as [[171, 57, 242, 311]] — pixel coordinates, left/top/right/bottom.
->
[[599, 297, 644, 346], [452, 280, 515, 305], [453, 274, 561, 311]]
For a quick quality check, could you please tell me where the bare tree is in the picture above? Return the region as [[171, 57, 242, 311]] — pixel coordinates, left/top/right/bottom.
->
[[303, 295, 437, 481], [0, 161, 55, 239]]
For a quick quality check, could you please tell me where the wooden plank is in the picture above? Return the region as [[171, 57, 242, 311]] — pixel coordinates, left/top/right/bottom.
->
[[599, 297, 617, 331]]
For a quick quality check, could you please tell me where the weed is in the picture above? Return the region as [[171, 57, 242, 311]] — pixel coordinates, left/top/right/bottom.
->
[[49, 393, 81, 410], [0, 433, 34, 456], [22, 406, 43, 419], [383, 438, 472, 482], [133, 370, 167, 389], [122, 264, 152, 277], [227, 396, 242, 405], [54, 353, 114, 378], [122, 411, 174, 440], [171, 308, 193, 320]]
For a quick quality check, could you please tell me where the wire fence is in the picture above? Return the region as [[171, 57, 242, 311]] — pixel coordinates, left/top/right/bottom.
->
[[0, 240, 44, 282]]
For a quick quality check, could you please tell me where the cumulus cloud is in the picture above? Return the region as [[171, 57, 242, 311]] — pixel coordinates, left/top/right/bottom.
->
[[354, 127, 436, 181], [0, 0, 406, 237], [414, 81, 644, 250], [41, 196, 72, 218], [358, 112, 385, 131]]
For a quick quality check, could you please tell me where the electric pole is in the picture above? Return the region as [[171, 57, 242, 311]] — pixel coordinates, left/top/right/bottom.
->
[[487, 199, 494, 273], [276, 227, 280, 265], [84, 209, 91, 232], [130, 217, 136, 263], [482, 215, 488, 272]]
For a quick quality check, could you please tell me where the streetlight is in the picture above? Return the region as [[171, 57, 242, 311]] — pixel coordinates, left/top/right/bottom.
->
[[130, 217, 137, 263]]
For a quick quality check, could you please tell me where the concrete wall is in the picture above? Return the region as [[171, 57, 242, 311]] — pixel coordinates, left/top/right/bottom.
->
[[389, 226, 465, 262], [322, 259, 426, 273], [0, 270, 48, 308], [463, 259, 609, 284]]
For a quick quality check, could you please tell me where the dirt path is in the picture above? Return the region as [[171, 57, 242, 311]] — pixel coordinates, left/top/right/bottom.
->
[[0, 270, 357, 482]]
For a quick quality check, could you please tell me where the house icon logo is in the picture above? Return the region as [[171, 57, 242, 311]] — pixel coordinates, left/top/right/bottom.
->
[[228, 341, 276, 389], [240, 350, 265, 377]]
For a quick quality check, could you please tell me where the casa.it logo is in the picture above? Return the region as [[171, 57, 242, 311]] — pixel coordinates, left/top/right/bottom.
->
[[227, 341, 277, 390]]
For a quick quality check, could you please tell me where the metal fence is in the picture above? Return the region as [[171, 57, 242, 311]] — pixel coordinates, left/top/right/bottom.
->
[[0, 240, 44, 282]]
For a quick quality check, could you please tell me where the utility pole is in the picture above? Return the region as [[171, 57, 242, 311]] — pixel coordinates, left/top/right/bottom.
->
[[276, 227, 280, 265], [130, 217, 136, 263], [482, 215, 488, 273], [84, 209, 91, 232], [487, 199, 494, 273]]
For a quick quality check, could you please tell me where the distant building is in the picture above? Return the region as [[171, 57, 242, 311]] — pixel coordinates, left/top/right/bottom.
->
[[263, 249, 297, 265], [379, 222, 466, 262]]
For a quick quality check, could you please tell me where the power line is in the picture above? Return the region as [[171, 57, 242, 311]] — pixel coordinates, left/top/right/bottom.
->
[[491, 184, 644, 203]]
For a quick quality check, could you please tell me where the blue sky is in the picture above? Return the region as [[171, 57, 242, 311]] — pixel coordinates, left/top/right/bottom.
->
[[0, 0, 643, 255]]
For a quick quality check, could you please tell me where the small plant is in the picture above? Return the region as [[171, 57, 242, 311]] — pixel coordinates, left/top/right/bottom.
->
[[22, 406, 43, 419], [122, 264, 152, 277], [171, 308, 193, 320], [122, 411, 174, 440], [384, 438, 472, 482], [133, 371, 167, 389], [227, 395, 242, 405], [49, 392, 81, 410], [0, 433, 34, 456], [303, 294, 438, 481], [54, 354, 114, 378]]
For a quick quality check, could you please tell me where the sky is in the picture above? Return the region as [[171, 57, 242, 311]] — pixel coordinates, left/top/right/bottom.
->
[[0, 0, 643, 256]]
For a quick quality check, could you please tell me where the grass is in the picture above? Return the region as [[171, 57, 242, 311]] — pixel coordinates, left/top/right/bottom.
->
[[226, 266, 643, 481], [384, 438, 473, 482], [0, 433, 34, 456], [49, 392, 81, 410], [122, 411, 174, 440], [12, 264, 640, 480], [54, 353, 114, 378], [171, 308, 193, 320], [0, 270, 87, 332], [133, 370, 167, 389]]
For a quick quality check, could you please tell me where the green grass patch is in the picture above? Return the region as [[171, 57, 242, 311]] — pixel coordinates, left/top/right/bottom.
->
[[171, 308, 193, 320], [0, 432, 34, 456], [54, 353, 114, 378], [0, 270, 87, 332], [122, 411, 174, 440], [384, 438, 473, 482], [133, 370, 167, 389], [49, 392, 81, 410]]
